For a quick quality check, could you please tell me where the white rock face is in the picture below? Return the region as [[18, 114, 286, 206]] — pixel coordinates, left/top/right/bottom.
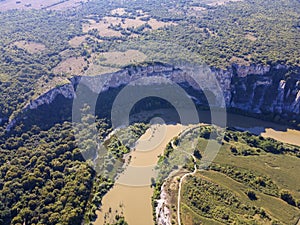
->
[[233, 63, 271, 77], [155, 185, 172, 225], [6, 63, 300, 130], [26, 84, 75, 110]]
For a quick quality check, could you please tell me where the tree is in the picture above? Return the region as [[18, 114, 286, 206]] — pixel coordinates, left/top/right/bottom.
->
[[280, 189, 296, 206], [193, 148, 202, 159], [246, 189, 257, 200]]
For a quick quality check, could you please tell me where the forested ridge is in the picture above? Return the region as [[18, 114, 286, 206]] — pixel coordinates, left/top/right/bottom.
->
[[0, 122, 94, 224], [0, 113, 148, 224]]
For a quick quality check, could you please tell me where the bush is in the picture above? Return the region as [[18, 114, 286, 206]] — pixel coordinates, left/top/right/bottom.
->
[[246, 189, 257, 200], [280, 190, 296, 206]]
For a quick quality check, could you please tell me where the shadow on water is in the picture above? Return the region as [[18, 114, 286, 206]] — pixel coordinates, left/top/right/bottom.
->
[[13, 83, 298, 141]]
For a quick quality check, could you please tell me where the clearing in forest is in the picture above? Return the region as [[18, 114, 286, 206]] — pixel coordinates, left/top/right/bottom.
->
[[13, 41, 46, 54]]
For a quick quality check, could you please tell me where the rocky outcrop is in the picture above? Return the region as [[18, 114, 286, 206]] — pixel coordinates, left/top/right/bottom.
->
[[6, 82, 76, 131], [155, 184, 172, 225], [229, 64, 300, 117], [6, 62, 300, 130], [26, 83, 75, 110]]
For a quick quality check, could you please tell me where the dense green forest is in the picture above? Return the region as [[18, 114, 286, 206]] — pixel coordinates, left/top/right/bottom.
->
[[0, 122, 94, 224], [0, 115, 148, 224]]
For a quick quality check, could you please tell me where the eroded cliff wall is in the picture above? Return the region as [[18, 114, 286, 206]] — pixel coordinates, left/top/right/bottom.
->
[[7, 63, 300, 130]]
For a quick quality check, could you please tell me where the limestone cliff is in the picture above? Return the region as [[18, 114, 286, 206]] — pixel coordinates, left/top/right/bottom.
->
[[6, 62, 300, 130]]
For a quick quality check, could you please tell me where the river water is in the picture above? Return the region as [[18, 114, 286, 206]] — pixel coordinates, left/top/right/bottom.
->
[[93, 112, 300, 225]]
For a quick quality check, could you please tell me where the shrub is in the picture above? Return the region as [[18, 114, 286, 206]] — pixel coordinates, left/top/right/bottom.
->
[[280, 189, 296, 206], [246, 189, 257, 200]]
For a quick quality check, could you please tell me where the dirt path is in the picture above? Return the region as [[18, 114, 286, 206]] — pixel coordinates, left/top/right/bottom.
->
[[177, 146, 197, 225]]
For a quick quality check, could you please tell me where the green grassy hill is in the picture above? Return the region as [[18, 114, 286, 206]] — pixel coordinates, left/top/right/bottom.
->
[[177, 127, 300, 224]]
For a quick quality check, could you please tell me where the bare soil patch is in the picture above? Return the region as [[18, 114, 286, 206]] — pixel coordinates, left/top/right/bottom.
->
[[206, 0, 243, 6], [92, 50, 147, 67], [82, 15, 177, 37], [245, 33, 257, 41], [111, 8, 126, 16], [52, 56, 87, 75], [82, 18, 123, 37], [0, 0, 87, 11], [13, 41, 46, 54], [68, 35, 101, 48]]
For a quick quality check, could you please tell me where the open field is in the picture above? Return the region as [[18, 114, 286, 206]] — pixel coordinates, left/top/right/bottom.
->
[[111, 8, 126, 16], [188, 6, 207, 17], [0, 73, 9, 82], [84, 65, 118, 76], [204, 0, 243, 6], [84, 49, 147, 75], [45, 0, 87, 10], [196, 131, 300, 198], [180, 170, 300, 225], [69, 49, 146, 73], [68, 35, 102, 48], [199, 171, 300, 224], [13, 40, 46, 54], [33, 76, 70, 98], [181, 203, 224, 225], [92, 50, 147, 67], [0, 0, 86, 11], [147, 18, 176, 30], [245, 33, 258, 41], [0, 0, 59, 11], [52, 49, 147, 78], [52, 56, 87, 76], [213, 143, 300, 199], [82, 13, 177, 37], [82, 18, 123, 37]]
